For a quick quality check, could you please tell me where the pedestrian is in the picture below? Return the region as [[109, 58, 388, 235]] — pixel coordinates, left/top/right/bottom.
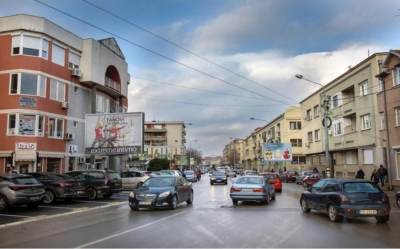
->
[[355, 168, 364, 179], [370, 169, 379, 185], [378, 165, 387, 187], [313, 167, 319, 173]]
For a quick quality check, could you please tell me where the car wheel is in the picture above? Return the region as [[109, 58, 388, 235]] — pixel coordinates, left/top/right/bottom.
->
[[271, 193, 276, 201], [300, 198, 310, 213], [264, 195, 270, 205], [0, 194, 8, 212], [170, 195, 178, 210], [42, 190, 55, 205], [328, 205, 343, 222], [376, 215, 389, 223], [27, 202, 40, 209], [187, 191, 193, 205], [232, 199, 238, 206], [86, 187, 97, 200]]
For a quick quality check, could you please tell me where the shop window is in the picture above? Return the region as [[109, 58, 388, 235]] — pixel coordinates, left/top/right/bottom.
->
[[50, 79, 65, 102], [18, 114, 36, 136], [12, 34, 48, 58], [52, 43, 65, 66], [47, 158, 60, 173], [9, 73, 46, 97]]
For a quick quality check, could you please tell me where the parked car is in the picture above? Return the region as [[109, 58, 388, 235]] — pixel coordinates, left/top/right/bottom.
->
[[210, 171, 227, 185], [0, 174, 45, 211], [296, 171, 313, 185], [230, 176, 275, 206], [120, 170, 149, 190], [159, 170, 182, 177], [303, 173, 321, 188], [65, 170, 122, 200], [284, 171, 298, 182], [261, 172, 282, 192], [244, 170, 258, 176], [184, 170, 197, 182], [28, 173, 85, 204], [300, 179, 390, 223], [128, 175, 193, 210], [227, 170, 237, 178]]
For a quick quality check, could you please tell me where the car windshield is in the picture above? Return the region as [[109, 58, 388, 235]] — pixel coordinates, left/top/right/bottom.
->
[[143, 177, 175, 187], [343, 182, 380, 193], [13, 177, 39, 185], [212, 171, 225, 176], [235, 177, 263, 185], [185, 171, 194, 175]]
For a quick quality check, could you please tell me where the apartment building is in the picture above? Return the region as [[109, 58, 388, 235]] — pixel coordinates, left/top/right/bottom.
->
[[144, 121, 186, 162], [243, 131, 257, 169], [376, 50, 400, 186], [202, 156, 222, 166], [222, 138, 244, 166], [321, 53, 387, 178], [0, 14, 129, 174]]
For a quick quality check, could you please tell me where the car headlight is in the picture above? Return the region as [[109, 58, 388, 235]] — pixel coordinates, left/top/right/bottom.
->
[[159, 191, 171, 198], [129, 192, 135, 198], [211, 177, 216, 180]]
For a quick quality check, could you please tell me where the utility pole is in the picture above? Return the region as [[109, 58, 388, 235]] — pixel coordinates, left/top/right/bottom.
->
[[382, 76, 393, 190], [320, 93, 334, 177]]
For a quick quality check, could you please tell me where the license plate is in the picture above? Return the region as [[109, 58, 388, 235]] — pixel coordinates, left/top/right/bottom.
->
[[30, 197, 40, 201], [242, 189, 252, 192], [359, 210, 377, 215], [139, 201, 152, 205]]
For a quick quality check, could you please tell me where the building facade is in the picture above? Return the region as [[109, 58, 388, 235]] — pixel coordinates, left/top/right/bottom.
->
[[377, 50, 400, 186], [0, 14, 129, 174]]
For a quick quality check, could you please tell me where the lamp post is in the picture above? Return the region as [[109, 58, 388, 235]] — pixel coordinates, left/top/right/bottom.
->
[[295, 74, 333, 177], [249, 117, 268, 122]]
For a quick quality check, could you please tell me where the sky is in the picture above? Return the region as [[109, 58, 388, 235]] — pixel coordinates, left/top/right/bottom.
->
[[1, 0, 399, 156]]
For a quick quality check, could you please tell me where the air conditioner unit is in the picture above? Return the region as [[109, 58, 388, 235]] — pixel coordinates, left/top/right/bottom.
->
[[61, 101, 69, 109], [71, 68, 81, 77], [64, 133, 74, 141]]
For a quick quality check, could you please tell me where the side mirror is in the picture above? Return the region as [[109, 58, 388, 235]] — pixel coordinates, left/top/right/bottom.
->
[[136, 182, 143, 188]]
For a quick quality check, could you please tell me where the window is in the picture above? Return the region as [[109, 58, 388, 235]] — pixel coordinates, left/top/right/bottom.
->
[[7, 114, 44, 136], [313, 105, 319, 118], [378, 78, 384, 92], [394, 67, 400, 86], [306, 109, 312, 120], [290, 139, 302, 147], [52, 43, 65, 66], [307, 131, 313, 143], [363, 149, 374, 164], [360, 114, 371, 130], [292, 156, 306, 164], [96, 94, 111, 113], [11, 34, 48, 58], [359, 80, 368, 96], [289, 121, 301, 130], [50, 79, 65, 102], [9, 73, 46, 97], [314, 129, 320, 142], [68, 51, 80, 69], [379, 112, 385, 130], [333, 120, 343, 136], [332, 94, 342, 108], [73, 121, 78, 128], [395, 107, 400, 127], [48, 117, 64, 138]]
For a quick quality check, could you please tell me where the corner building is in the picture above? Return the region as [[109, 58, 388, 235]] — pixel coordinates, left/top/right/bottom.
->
[[0, 14, 129, 174]]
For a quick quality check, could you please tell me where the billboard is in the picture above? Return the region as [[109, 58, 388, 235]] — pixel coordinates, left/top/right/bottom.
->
[[85, 112, 144, 155], [262, 143, 292, 162]]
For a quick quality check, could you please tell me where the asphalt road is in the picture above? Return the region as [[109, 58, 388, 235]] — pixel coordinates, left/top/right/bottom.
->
[[0, 175, 399, 248]]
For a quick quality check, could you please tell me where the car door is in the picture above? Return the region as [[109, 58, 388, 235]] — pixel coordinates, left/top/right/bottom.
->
[[320, 183, 340, 211], [309, 180, 327, 210], [176, 177, 189, 202]]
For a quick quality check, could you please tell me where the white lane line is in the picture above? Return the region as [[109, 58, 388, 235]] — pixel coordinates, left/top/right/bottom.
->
[[73, 200, 113, 204], [0, 213, 31, 218], [75, 211, 186, 248], [38, 205, 75, 210]]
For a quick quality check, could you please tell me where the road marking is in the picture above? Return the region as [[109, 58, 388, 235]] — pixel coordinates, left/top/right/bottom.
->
[[39, 205, 75, 210], [0, 201, 125, 230], [0, 213, 31, 218], [75, 211, 186, 248], [73, 200, 114, 204]]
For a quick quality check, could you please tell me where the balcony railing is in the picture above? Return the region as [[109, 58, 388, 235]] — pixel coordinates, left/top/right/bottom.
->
[[105, 77, 121, 92], [144, 135, 167, 141]]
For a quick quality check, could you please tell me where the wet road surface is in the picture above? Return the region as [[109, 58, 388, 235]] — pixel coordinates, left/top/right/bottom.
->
[[0, 175, 399, 248]]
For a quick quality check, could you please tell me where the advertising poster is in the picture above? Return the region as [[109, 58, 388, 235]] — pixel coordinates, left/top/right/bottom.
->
[[262, 143, 292, 162], [85, 112, 144, 155]]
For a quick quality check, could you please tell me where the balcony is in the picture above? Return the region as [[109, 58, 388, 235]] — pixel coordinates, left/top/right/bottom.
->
[[144, 135, 167, 141], [105, 77, 121, 92], [145, 128, 167, 132]]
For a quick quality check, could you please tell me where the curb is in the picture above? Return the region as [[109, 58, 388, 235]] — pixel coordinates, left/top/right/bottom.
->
[[0, 201, 126, 230]]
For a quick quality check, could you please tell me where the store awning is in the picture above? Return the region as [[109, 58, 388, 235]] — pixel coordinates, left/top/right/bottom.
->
[[38, 151, 65, 158], [15, 150, 36, 162]]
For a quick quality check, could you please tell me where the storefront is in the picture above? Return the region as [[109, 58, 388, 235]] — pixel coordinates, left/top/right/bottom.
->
[[14, 142, 37, 173]]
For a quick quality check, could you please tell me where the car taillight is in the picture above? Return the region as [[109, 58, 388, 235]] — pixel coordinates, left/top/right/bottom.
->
[[340, 194, 349, 203], [9, 185, 27, 191], [253, 188, 264, 192], [59, 182, 73, 188], [230, 187, 241, 193]]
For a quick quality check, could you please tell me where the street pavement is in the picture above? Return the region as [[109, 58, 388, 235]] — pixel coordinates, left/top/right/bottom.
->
[[0, 175, 399, 248]]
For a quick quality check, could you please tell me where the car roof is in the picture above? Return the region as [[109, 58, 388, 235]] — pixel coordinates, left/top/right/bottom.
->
[[150, 175, 177, 179], [322, 178, 371, 184]]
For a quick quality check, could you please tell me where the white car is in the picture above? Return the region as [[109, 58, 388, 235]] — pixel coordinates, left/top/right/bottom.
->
[[120, 171, 149, 190]]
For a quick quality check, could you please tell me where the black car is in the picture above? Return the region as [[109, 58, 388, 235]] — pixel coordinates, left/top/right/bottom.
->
[[65, 170, 122, 200], [210, 171, 227, 185], [129, 175, 193, 210], [300, 179, 390, 223], [28, 173, 85, 204]]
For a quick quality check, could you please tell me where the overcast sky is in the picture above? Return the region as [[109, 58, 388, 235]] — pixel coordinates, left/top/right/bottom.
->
[[1, 0, 399, 156]]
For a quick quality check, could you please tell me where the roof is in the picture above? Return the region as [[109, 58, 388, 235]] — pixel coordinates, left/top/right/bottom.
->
[[98, 37, 125, 60]]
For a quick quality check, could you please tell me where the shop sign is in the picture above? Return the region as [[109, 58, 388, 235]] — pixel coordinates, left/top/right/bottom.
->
[[15, 142, 36, 151], [262, 143, 292, 162]]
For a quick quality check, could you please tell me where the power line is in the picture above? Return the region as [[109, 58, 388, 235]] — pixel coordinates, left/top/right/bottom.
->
[[33, 0, 293, 106], [80, 0, 296, 102], [149, 98, 279, 108]]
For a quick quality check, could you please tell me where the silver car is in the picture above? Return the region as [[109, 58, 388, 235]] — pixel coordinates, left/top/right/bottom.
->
[[0, 174, 45, 211], [230, 176, 275, 206], [121, 171, 149, 190]]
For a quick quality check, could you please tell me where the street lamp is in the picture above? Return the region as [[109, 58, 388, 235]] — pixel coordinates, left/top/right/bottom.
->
[[249, 117, 268, 122], [295, 74, 324, 87]]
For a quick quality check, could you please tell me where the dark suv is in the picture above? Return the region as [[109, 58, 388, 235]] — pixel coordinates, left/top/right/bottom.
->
[[28, 173, 85, 204], [65, 170, 122, 200]]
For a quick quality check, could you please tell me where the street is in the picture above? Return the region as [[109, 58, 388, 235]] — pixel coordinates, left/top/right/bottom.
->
[[0, 175, 399, 248]]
